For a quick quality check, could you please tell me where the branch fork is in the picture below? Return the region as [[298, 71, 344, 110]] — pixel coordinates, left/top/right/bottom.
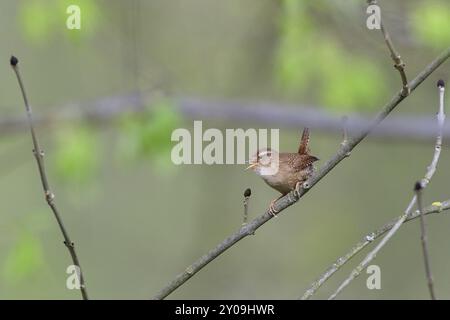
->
[[368, 0, 410, 97]]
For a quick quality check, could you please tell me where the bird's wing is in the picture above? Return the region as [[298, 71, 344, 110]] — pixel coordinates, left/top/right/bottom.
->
[[298, 128, 310, 155], [290, 154, 319, 171]]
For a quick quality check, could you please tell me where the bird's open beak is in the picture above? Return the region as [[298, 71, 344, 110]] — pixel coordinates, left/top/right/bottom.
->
[[246, 163, 258, 170]]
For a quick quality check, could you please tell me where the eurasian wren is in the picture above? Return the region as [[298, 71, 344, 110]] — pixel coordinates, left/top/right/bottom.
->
[[246, 128, 319, 216]]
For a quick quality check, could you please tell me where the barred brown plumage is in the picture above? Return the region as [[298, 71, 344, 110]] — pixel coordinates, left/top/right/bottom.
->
[[247, 128, 319, 216]]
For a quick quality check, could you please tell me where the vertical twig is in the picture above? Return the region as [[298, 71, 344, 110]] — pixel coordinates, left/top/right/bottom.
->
[[328, 79, 446, 300], [368, 0, 410, 96], [242, 188, 252, 226], [427, 80, 446, 182], [415, 181, 436, 300], [340, 116, 351, 158], [341, 115, 349, 145], [10, 56, 89, 300]]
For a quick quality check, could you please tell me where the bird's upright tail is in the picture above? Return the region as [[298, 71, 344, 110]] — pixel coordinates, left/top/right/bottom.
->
[[298, 128, 310, 155]]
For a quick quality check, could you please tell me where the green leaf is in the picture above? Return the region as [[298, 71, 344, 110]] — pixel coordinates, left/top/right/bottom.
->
[[120, 99, 181, 161], [58, 0, 101, 41], [3, 232, 44, 284], [321, 57, 387, 112], [275, 0, 387, 110], [19, 0, 100, 44], [275, 0, 315, 93], [411, 1, 450, 50], [141, 101, 181, 155], [54, 127, 99, 183], [19, 1, 57, 43]]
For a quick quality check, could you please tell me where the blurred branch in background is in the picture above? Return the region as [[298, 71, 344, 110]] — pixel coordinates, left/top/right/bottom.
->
[[327, 80, 446, 300], [152, 47, 450, 300], [3, 92, 450, 142]]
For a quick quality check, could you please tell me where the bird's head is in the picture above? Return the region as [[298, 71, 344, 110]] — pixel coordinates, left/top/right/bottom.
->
[[246, 148, 279, 176]]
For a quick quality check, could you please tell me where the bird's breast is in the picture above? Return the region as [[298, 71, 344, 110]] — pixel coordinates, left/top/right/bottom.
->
[[261, 165, 314, 195]]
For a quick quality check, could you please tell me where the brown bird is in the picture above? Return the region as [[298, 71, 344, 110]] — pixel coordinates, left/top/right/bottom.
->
[[246, 128, 319, 216]]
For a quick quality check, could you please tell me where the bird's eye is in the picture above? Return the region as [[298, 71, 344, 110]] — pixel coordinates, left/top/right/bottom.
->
[[258, 151, 271, 160], [259, 152, 271, 166]]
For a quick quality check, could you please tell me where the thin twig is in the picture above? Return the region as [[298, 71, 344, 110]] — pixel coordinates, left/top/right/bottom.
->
[[152, 47, 450, 300], [368, 0, 410, 96], [301, 200, 449, 299], [327, 201, 411, 300], [10, 56, 89, 300], [415, 182, 436, 299], [341, 116, 349, 145], [328, 79, 446, 300], [340, 116, 351, 157], [242, 188, 251, 226]]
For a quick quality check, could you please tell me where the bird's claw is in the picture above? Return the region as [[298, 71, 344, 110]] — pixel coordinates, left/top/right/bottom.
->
[[293, 182, 302, 199], [268, 199, 279, 217]]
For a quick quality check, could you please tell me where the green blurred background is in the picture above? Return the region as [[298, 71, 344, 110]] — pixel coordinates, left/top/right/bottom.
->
[[1, 0, 450, 299]]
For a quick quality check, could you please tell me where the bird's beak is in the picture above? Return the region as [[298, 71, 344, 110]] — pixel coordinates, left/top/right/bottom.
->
[[246, 163, 258, 170]]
